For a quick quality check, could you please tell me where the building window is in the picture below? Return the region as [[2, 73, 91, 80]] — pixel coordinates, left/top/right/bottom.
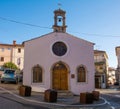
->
[[8, 48, 11, 50], [52, 41, 67, 56], [17, 58, 21, 65], [18, 48, 21, 53], [33, 64, 42, 83], [102, 75, 105, 83], [0, 57, 4, 62], [1, 48, 4, 52], [77, 65, 86, 82]]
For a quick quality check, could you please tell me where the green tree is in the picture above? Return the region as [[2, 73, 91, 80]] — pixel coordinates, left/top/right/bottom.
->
[[3, 62, 18, 70]]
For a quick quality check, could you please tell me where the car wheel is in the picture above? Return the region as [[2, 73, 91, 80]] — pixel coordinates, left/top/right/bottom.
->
[[1, 81, 4, 83]]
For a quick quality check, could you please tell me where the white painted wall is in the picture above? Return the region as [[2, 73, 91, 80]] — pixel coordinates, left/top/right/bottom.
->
[[12, 47, 24, 70], [23, 32, 95, 95]]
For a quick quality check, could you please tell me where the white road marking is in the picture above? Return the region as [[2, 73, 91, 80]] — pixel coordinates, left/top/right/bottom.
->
[[102, 97, 115, 109], [0, 87, 108, 107], [114, 95, 120, 97]]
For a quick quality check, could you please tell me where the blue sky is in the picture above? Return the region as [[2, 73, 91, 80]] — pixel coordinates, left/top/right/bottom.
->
[[0, 0, 120, 68]]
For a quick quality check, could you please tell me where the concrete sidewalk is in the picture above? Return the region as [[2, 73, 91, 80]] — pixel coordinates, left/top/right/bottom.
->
[[96, 85, 120, 94], [0, 86, 108, 109]]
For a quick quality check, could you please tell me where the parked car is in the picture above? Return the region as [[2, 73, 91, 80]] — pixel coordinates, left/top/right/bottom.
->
[[0, 66, 4, 78], [0, 71, 4, 78], [1, 69, 23, 84], [114, 82, 119, 85]]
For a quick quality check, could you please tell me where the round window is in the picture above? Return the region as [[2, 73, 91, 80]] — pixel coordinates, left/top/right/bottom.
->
[[52, 42, 67, 56]]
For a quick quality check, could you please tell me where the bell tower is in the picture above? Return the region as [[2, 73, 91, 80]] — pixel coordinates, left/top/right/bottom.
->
[[52, 8, 67, 32]]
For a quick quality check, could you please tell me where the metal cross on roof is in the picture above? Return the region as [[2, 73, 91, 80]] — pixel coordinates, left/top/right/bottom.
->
[[58, 3, 62, 9]]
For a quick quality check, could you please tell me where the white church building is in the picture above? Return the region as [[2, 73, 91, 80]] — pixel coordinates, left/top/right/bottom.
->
[[23, 8, 95, 95]]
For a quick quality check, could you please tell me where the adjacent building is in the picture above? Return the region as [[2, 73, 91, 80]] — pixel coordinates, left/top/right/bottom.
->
[[0, 41, 24, 70], [94, 50, 109, 88], [115, 46, 120, 85], [23, 8, 95, 95], [108, 67, 116, 85]]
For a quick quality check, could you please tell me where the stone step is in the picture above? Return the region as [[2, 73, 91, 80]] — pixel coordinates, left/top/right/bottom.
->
[[57, 91, 74, 97]]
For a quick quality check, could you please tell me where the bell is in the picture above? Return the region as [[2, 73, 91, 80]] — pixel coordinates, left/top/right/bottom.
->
[[58, 18, 61, 22]]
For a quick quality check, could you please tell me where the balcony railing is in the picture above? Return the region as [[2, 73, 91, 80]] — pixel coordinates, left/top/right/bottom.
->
[[95, 61, 105, 65]]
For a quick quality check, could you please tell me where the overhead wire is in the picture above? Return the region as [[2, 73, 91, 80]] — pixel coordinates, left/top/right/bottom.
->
[[68, 31, 120, 37], [0, 16, 120, 37], [79, 33, 120, 37], [0, 16, 52, 29]]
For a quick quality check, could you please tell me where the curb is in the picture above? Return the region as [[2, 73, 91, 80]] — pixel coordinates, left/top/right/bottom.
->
[[0, 87, 107, 107]]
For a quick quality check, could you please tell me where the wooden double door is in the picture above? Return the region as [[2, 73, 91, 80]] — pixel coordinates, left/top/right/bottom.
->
[[95, 76, 101, 88], [52, 63, 68, 90]]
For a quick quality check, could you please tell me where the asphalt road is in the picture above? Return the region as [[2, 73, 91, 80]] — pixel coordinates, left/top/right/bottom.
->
[[0, 94, 49, 109], [0, 83, 120, 109], [101, 93, 120, 109], [0, 83, 50, 109]]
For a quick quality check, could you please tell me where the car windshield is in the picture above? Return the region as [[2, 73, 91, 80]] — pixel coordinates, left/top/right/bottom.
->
[[4, 70, 15, 74]]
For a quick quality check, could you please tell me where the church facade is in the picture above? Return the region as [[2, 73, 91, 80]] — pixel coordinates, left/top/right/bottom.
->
[[23, 9, 95, 95]]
